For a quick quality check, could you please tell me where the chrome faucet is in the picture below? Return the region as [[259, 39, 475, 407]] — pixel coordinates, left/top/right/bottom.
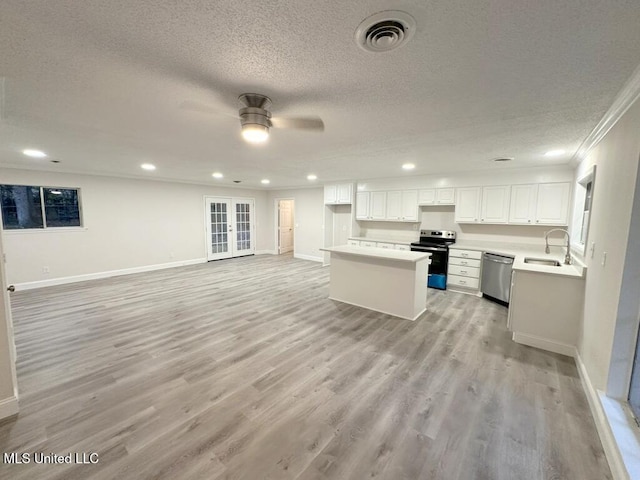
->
[[544, 228, 572, 265]]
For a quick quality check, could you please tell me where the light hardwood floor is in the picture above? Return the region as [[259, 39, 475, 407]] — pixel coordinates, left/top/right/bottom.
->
[[0, 254, 611, 479]]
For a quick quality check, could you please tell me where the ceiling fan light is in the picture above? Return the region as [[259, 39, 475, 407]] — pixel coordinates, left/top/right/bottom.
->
[[241, 124, 269, 143]]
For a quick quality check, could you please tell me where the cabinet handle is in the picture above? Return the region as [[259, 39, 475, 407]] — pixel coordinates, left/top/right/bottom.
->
[[528, 220, 531, 223], [461, 261, 468, 265], [481, 219, 484, 222], [460, 280, 467, 285], [536, 220, 539, 223], [460, 270, 467, 274], [461, 253, 468, 257]]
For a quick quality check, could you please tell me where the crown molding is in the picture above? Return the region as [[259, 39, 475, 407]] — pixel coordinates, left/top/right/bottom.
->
[[572, 64, 640, 166]]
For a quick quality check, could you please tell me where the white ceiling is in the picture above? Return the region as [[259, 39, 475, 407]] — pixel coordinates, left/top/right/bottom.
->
[[1, 1, 640, 188]]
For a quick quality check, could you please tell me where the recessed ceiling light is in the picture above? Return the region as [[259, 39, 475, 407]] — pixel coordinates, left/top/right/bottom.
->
[[307, 174, 317, 181], [141, 163, 156, 171], [22, 149, 47, 158], [402, 163, 415, 170], [261, 179, 270, 185], [544, 149, 566, 157], [212, 172, 223, 179]]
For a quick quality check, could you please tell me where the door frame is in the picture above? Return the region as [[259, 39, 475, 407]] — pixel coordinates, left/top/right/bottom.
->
[[273, 197, 295, 255], [0, 227, 19, 418]]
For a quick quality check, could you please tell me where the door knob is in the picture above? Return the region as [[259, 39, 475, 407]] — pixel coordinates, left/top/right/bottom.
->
[[7, 285, 15, 292]]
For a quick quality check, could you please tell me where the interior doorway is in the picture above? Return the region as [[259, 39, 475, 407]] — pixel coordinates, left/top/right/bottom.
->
[[277, 199, 294, 254]]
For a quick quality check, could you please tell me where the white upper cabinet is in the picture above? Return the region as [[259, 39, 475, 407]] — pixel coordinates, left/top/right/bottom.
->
[[337, 184, 353, 204], [509, 184, 538, 224], [355, 191, 370, 220], [480, 185, 511, 224], [401, 190, 419, 221], [454, 187, 481, 223], [385, 191, 402, 220], [324, 183, 353, 204], [418, 189, 436, 205], [324, 185, 337, 205], [418, 188, 455, 205], [535, 183, 570, 225], [357, 190, 417, 221], [436, 188, 455, 205], [370, 191, 387, 220], [506, 182, 570, 225]]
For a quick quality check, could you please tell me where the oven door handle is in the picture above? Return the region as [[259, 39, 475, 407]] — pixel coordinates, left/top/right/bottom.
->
[[411, 247, 448, 252]]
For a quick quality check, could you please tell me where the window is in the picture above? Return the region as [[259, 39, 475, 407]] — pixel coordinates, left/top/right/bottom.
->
[[0, 184, 82, 229], [571, 166, 596, 255]]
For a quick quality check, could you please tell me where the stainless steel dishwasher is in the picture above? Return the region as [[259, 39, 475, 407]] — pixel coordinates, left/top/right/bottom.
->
[[481, 253, 514, 304]]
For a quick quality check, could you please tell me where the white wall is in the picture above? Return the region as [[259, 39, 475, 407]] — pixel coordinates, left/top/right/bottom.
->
[[0, 169, 271, 285], [268, 187, 324, 262], [573, 98, 640, 392]]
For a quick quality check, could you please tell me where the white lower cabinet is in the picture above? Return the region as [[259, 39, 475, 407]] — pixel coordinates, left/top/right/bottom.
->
[[508, 269, 584, 356], [447, 275, 480, 290], [447, 248, 482, 293], [360, 241, 376, 248], [394, 244, 410, 251], [376, 242, 395, 249]]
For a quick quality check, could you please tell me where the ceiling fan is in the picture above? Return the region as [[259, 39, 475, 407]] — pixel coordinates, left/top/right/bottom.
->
[[182, 93, 324, 144]]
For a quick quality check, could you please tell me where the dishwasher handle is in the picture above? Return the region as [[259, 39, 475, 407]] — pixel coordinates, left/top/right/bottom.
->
[[483, 253, 514, 264]]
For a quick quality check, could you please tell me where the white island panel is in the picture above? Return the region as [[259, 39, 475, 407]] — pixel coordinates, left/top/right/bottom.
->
[[321, 246, 430, 321]]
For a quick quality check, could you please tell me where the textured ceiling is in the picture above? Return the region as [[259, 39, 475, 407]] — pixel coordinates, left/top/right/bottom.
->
[[1, 0, 640, 188]]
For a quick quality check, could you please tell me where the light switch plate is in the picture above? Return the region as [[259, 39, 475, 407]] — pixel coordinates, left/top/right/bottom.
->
[[602, 252, 607, 267]]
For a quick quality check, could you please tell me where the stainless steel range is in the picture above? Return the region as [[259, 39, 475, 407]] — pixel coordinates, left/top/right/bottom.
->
[[410, 229, 457, 290]]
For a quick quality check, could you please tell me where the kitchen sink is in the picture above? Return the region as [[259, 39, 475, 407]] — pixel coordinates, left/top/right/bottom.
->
[[524, 257, 562, 266]]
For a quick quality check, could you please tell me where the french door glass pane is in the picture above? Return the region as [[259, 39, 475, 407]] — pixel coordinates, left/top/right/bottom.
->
[[210, 202, 228, 254], [236, 202, 251, 250]]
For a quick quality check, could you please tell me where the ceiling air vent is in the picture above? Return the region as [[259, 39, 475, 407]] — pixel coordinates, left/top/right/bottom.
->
[[355, 11, 416, 53]]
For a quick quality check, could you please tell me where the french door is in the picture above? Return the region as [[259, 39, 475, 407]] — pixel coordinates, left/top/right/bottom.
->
[[205, 197, 255, 261]]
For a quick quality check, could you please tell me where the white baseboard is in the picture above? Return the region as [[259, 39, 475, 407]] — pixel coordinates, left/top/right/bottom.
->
[[294, 253, 323, 263], [327, 296, 424, 321], [575, 353, 630, 480], [511, 332, 576, 357], [13, 258, 207, 291], [255, 250, 278, 255], [0, 395, 19, 420]]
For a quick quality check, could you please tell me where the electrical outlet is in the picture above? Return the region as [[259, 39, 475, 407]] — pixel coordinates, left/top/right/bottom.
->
[[42, 266, 50, 274]]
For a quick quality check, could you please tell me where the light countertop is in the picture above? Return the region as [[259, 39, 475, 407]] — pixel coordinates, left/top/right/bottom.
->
[[451, 240, 585, 278], [321, 245, 431, 263], [348, 236, 415, 246]]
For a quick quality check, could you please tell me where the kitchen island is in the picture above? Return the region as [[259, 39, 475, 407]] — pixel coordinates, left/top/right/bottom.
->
[[320, 245, 431, 320]]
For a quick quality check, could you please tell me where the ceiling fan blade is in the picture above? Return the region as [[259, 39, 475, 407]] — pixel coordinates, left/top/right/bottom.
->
[[270, 116, 324, 132], [179, 100, 237, 118]]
